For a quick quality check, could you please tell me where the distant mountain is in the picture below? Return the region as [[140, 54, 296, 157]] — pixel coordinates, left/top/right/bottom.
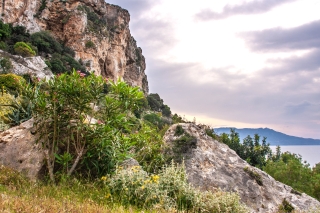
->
[[213, 127, 320, 146]]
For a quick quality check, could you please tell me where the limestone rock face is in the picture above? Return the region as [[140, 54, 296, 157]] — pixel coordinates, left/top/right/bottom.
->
[[0, 119, 44, 180], [164, 123, 320, 212], [1, 0, 148, 93], [0, 50, 53, 79]]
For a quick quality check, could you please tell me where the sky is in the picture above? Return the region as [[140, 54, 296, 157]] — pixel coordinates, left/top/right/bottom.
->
[[106, 0, 320, 139]]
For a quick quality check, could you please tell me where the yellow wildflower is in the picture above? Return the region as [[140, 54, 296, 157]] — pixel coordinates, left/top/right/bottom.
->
[[151, 175, 160, 183], [101, 176, 107, 181], [105, 193, 111, 199]]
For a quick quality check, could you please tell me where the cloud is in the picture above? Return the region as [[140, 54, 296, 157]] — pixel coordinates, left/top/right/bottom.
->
[[241, 20, 320, 51], [129, 19, 177, 56], [195, 0, 296, 21], [147, 55, 320, 138], [284, 101, 320, 119], [107, 0, 177, 76], [107, 0, 153, 18], [262, 49, 320, 76]]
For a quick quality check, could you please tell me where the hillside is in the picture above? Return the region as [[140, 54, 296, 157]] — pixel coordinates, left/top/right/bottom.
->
[[1, 0, 320, 212], [214, 127, 320, 145], [0, 0, 148, 93]]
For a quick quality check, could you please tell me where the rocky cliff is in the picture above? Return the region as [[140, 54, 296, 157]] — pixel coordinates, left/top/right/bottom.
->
[[0, 0, 148, 93], [164, 123, 320, 212]]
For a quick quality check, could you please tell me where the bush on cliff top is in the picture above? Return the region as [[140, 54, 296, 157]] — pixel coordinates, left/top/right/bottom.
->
[[0, 20, 86, 74], [14, 42, 36, 57]]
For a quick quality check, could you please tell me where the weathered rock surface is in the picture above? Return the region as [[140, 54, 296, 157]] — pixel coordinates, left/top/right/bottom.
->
[[164, 123, 320, 212], [0, 50, 53, 79], [0, 119, 44, 180], [1, 0, 148, 93]]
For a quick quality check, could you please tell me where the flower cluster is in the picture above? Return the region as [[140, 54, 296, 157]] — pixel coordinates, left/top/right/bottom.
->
[[103, 162, 248, 212], [76, 70, 86, 77]]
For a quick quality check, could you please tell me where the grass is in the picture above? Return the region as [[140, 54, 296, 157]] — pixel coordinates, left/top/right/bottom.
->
[[0, 164, 249, 212], [0, 165, 170, 213]]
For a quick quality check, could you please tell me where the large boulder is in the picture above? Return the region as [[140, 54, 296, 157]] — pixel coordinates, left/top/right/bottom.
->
[[0, 119, 44, 180], [164, 123, 320, 212]]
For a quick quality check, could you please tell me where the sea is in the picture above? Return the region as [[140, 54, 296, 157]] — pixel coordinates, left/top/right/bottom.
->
[[270, 145, 320, 168]]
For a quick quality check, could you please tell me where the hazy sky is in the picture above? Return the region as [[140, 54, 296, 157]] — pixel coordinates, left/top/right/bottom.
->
[[107, 0, 320, 139]]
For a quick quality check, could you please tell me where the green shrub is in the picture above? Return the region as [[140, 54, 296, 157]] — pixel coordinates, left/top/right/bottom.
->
[[0, 41, 7, 50], [28, 71, 144, 181], [243, 166, 263, 186], [31, 31, 63, 54], [6, 96, 32, 126], [105, 162, 248, 212], [0, 73, 26, 95], [36, 0, 47, 17], [0, 165, 28, 189], [14, 41, 36, 57], [278, 199, 294, 213], [85, 40, 95, 49], [170, 132, 197, 163], [0, 57, 12, 74], [143, 112, 170, 130], [264, 151, 320, 200], [49, 53, 86, 74], [81, 80, 145, 177], [0, 91, 15, 124], [28, 70, 106, 182], [147, 93, 163, 111], [0, 119, 10, 131], [220, 129, 271, 168], [161, 104, 171, 117], [174, 125, 184, 136], [172, 113, 186, 123], [206, 128, 219, 140], [78, 5, 107, 34], [0, 21, 11, 40], [130, 123, 167, 173]]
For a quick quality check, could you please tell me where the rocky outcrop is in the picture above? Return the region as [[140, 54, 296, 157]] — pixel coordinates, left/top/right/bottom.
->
[[164, 123, 320, 212], [0, 50, 53, 79], [0, 0, 148, 93], [0, 119, 44, 180]]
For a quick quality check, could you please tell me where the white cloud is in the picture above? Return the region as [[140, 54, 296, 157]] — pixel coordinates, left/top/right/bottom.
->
[[108, 0, 320, 139]]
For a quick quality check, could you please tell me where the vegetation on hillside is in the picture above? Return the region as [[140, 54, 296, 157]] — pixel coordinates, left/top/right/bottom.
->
[[0, 70, 248, 212], [1, 16, 319, 212], [0, 20, 86, 75], [264, 147, 320, 200], [213, 128, 272, 169], [213, 128, 320, 201]]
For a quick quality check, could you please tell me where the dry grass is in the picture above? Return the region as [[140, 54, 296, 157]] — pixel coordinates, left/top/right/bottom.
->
[[0, 165, 173, 213], [0, 190, 173, 213]]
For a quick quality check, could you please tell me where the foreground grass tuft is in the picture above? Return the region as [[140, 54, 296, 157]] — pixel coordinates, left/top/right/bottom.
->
[[0, 164, 250, 212]]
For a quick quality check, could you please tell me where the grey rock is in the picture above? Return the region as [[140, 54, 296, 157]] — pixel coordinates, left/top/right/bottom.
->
[[164, 123, 320, 212], [0, 50, 53, 80], [120, 158, 140, 169], [0, 119, 44, 180]]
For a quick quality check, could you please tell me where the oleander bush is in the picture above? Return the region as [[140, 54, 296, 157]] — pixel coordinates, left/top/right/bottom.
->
[[26, 70, 149, 181]]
